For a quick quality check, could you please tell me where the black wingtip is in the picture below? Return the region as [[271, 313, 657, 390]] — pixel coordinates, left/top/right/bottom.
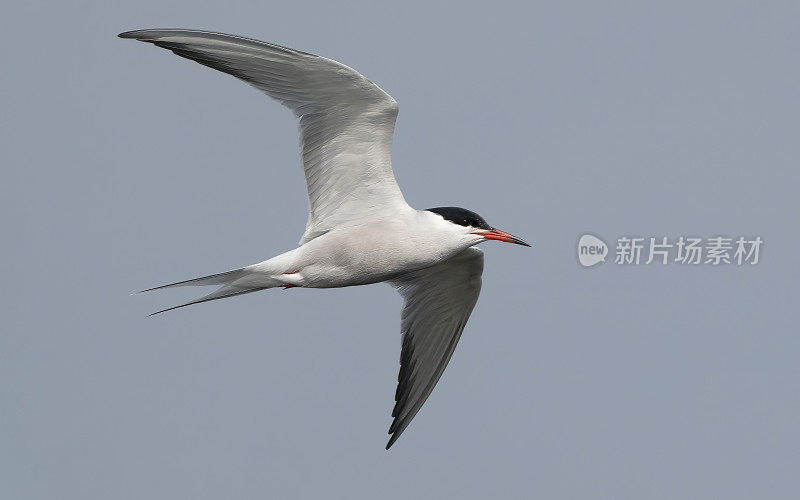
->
[[385, 430, 402, 450], [118, 29, 160, 40]]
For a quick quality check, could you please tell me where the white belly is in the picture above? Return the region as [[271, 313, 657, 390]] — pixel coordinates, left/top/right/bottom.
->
[[289, 214, 472, 288]]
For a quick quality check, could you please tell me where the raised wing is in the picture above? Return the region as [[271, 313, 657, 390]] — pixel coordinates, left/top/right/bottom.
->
[[119, 29, 409, 243], [386, 247, 484, 449]]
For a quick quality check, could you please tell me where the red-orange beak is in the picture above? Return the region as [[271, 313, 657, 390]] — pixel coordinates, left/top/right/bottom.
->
[[473, 228, 531, 247]]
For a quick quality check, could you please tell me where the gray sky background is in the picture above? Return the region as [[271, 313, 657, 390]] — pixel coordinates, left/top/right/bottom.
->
[[3, 1, 799, 498]]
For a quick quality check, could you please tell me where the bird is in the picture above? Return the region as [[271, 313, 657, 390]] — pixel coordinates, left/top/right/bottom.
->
[[120, 29, 530, 449]]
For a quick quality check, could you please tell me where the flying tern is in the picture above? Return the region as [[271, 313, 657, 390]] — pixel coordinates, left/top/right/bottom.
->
[[121, 29, 530, 449]]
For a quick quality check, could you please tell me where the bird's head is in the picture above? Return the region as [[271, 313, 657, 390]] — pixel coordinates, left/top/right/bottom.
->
[[426, 207, 531, 247]]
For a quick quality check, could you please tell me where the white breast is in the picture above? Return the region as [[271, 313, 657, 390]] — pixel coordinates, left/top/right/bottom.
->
[[290, 211, 477, 288]]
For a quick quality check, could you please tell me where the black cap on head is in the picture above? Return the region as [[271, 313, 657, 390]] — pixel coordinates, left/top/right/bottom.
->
[[426, 207, 492, 230]]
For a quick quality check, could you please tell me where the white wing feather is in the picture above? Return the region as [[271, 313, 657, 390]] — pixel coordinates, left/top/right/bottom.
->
[[386, 247, 484, 448], [119, 29, 409, 242]]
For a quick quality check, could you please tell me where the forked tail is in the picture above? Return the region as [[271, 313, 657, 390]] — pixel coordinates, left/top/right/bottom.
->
[[139, 266, 282, 315]]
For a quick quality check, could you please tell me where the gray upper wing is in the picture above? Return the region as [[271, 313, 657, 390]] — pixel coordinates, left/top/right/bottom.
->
[[386, 247, 484, 449], [120, 29, 409, 242]]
